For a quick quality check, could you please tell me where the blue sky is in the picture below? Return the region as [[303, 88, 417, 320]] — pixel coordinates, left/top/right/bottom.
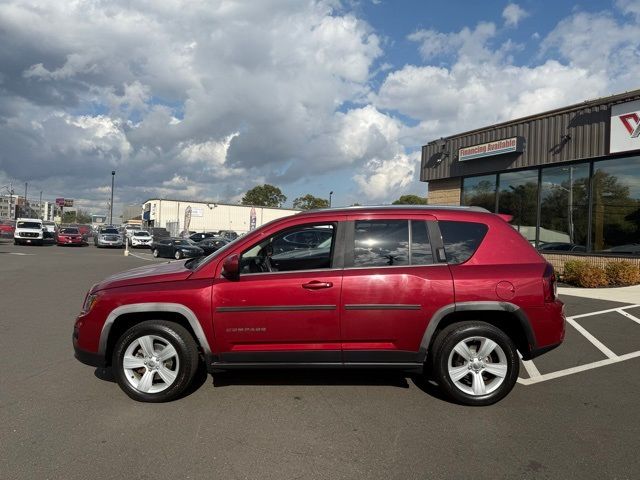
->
[[0, 0, 639, 214]]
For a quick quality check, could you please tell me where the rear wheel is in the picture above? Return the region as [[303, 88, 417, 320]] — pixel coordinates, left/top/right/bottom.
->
[[112, 321, 200, 402], [431, 321, 519, 406]]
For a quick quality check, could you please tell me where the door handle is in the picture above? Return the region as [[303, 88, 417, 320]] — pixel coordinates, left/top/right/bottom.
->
[[302, 281, 333, 289]]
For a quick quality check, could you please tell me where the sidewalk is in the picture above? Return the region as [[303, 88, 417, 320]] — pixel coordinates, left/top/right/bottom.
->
[[558, 285, 640, 304]]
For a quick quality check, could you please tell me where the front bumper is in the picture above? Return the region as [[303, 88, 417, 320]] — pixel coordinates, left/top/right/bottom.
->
[[131, 239, 152, 247], [97, 239, 123, 247], [73, 335, 106, 367]]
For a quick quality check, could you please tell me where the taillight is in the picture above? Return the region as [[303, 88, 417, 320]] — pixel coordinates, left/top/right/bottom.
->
[[543, 262, 557, 302]]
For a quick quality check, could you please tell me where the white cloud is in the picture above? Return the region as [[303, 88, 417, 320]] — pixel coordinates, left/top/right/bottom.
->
[[502, 3, 529, 27], [354, 153, 418, 201]]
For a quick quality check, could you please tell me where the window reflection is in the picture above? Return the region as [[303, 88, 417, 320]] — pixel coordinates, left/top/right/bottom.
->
[[592, 157, 640, 255], [497, 170, 539, 244], [411, 221, 433, 265], [462, 174, 497, 211], [354, 220, 409, 267], [539, 164, 589, 252]]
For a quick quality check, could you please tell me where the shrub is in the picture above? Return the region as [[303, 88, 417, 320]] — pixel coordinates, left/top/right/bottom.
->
[[605, 261, 640, 286], [562, 260, 609, 288]]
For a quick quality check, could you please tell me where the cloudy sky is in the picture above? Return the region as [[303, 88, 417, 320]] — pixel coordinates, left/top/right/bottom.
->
[[1, 0, 639, 214]]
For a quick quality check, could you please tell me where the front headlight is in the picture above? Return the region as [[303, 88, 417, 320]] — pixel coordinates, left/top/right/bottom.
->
[[82, 293, 99, 314]]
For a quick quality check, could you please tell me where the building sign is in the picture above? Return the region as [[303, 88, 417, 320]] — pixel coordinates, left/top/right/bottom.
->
[[249, 207, 257, 231], [610, 99, 640, 153], [91, 215, 106, 224], [191, 208, 203, 217], [64, 199, 74, 207], [458, 137, 524, 162], [55, 198, 65, 207]]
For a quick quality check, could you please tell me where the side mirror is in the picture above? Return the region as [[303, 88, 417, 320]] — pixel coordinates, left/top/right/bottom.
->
[[222, 254, 240, 280]]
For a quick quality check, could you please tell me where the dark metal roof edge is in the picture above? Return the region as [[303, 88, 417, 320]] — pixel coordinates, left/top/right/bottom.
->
[[142, 198, 301, 212], [424, 88, 640, 146]]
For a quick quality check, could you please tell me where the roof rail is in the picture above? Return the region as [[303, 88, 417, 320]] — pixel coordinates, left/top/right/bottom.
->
[[307, 205, 490, 213]]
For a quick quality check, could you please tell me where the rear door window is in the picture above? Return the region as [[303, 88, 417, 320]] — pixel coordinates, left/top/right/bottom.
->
[[354, 220, 409, 267], [439, 221, 488, 264]]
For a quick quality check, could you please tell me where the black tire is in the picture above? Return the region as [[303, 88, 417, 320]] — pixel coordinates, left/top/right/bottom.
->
[[174, 250, 182, 260], [14, 239, 18, 245], [153, 249, 159, 258], [430, 321, 519, 406], [112, 321, 200, 402]]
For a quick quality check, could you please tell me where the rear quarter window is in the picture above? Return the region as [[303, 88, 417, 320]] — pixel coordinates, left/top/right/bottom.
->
[[439, 220, 488, 264]]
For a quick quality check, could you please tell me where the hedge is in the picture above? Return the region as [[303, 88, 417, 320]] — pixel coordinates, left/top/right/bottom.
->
[[562, 260, 640, 288]]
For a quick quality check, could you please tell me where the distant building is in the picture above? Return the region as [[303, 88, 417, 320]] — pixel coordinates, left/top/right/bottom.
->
[[0, 195, 54, 221], [121, 205, 142, 223], [142, 198, 300, 236]]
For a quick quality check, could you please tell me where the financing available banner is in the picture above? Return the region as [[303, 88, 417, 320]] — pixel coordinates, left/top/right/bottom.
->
[[458, 137, 524, 162]]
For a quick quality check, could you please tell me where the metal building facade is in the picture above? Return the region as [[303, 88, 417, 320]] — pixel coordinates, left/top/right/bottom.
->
[[420, 91, 640, 183]]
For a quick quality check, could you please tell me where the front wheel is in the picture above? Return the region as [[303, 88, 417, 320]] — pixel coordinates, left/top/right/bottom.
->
[[112, 321, 200, 402], [431, 321, 519, 406], [174, 250, 182, 260], [153, 249, 159, 258]]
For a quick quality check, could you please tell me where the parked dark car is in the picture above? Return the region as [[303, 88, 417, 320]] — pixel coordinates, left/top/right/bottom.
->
[[537, 242, 586, 252], [74, 206, 565, 405], [217, 230, 238, 241], [189, 232, 217, 243], [151, 238, 204, 260], [148, 227, 170, 239], [197, 237, 229, 255]]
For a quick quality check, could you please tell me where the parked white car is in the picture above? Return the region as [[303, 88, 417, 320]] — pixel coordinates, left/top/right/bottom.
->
[[129, 230, 153, 248], [14, 218, 44, 245]]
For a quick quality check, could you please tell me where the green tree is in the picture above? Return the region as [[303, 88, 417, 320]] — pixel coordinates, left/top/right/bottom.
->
[[292, 194, 329, 210], [392, 194, 428, 205], [62, 208, 91, 224], [241, 184, 287, 207]]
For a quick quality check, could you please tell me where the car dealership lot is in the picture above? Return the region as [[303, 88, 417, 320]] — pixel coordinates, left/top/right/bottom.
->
[[1, 240, 639, 480]]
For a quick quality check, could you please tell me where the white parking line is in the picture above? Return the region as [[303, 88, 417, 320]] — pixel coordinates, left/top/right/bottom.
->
[[617, 309, 640, 326], [517, 351, 640, 385], [565, 317, 618, 359], [517, 304, 640, 386]]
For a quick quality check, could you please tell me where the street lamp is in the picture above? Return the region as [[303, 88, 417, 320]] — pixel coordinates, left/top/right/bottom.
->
[[329, 191, 333, 207], [110, 170, 115, 225]]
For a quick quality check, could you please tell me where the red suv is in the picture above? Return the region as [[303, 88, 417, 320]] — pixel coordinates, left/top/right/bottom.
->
[[73, 206, 565, 405]]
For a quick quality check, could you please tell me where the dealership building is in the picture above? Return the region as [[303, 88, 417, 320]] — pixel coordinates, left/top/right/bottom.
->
[[142, 198, 300, 236], [421, 89, 640, 267]]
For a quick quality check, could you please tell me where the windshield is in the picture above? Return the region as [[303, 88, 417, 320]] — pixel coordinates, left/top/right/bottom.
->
[[60, 228, 79, 234], [102, 228, 119, 234], [17, 221, 42, 229], [174, 239, 195, 245], [134, 231, 150, 236]]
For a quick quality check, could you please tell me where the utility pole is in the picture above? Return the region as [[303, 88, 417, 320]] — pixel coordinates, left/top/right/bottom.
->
[[39, 191, 43, 220], [24, 182, 28, 218], [110, 170, 115, 225]]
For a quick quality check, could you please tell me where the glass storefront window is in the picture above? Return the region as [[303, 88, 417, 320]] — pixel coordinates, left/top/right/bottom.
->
[[497, 170, 539, 244], [462, 174, 497, 211], [539, 164, 589, 252], [592, 156, 640, 255]]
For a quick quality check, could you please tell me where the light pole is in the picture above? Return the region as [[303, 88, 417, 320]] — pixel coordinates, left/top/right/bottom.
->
[[110, 170, 115, 225], [24, 182, 28, 217], [39, 191, 43, 220], [329, 191, 333, 207]]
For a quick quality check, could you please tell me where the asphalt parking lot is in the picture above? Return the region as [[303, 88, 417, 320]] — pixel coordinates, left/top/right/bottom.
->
[[1, 240, 639, 480]]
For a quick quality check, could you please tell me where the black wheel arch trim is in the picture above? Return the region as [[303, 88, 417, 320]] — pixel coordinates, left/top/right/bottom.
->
[[417, 301, 537, 363], [98, 303, 213, 360]]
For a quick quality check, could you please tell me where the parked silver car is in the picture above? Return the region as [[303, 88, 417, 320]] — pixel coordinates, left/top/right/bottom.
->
[[94, 226, 124, 248]]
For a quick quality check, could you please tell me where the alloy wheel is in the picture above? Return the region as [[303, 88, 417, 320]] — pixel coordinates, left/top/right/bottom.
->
[[447, 336, 508, 396], [122, 335, 180, 394]]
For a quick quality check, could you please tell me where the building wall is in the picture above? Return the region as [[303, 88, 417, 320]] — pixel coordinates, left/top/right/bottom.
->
[[421, 90, 640, 182], [427, 178, 461, 206], [143, 199, 300, 234]]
